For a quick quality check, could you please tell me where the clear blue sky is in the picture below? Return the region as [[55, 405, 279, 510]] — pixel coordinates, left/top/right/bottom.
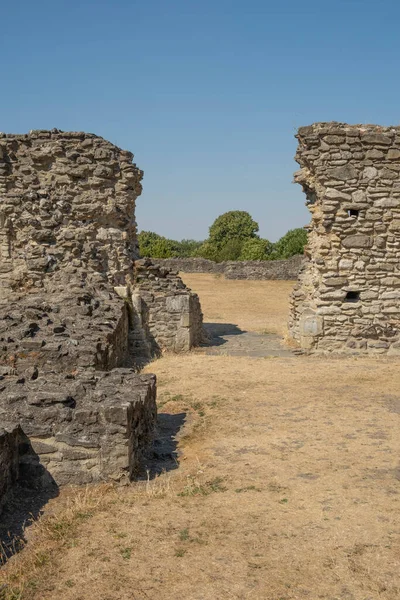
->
[[2, 0, 399, 241]]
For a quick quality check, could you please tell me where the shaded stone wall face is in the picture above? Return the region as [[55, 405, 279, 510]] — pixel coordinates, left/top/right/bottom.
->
[[154, 255, 304, 280], [0, 426, 19, 513], [289, 122, 400, 355]]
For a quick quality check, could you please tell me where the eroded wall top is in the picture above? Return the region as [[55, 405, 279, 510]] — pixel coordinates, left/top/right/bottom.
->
[[0, 130, 143, 298]]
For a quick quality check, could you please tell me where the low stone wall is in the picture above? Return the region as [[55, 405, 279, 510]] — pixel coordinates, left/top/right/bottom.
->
[[131, 259, 205, 360], [0, 369, 156, 486], [0, 426, 20, 513], [155, 255, 305, 280]]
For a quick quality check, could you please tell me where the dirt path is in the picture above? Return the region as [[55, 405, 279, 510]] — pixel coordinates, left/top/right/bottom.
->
[[1, 277, 400, 600]]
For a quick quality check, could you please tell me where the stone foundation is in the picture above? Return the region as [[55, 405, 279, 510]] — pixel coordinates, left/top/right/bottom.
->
[[289, 122, 400, 354], [0, 370, 156, 486]]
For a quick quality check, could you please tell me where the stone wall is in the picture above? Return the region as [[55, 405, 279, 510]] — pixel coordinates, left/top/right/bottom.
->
[[0, 426, 20, 513], [0, 130, 142, 297], [0, 370, 156, 486], [289, 122, 400, 355], [0, 130, 203, 488], [154, 255, 304, 280], [131, 259, 204, 358]]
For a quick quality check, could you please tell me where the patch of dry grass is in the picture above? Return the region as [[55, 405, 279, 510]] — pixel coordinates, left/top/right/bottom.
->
[[1, 275, 400, 600], [181, 273, 295, 335]]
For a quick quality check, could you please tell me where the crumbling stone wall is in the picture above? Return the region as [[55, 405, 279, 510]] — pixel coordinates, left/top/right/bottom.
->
[[0, 130, 203, 489], [155, 256, 304, 280], [0, 130, 142, 296], [289, 123, 400, 354]]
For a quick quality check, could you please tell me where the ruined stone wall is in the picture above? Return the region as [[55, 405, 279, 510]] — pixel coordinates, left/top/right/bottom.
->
[[154, 255, 304, 280], [131, 259, 204, 358], [0, 131, 154, 488], [0, 130, 142, 296], [0, 426, 20, 513], [289, 123, 400, 355], [0, 130, 205, 489]]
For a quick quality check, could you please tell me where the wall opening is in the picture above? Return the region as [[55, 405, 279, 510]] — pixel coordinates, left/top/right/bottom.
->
[[344, 291, 360, 303], [347, 209, 359, 218]]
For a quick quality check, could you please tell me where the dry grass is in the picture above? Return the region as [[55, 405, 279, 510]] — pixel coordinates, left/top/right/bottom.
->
[[1, 276, 400, 599], [182, 273, 294, 335]]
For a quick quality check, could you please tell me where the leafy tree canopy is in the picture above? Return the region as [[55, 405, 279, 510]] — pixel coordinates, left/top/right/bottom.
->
[[239, 237, 273, 261], [272, 228, 308, 259], [208, 211, 259, 249]]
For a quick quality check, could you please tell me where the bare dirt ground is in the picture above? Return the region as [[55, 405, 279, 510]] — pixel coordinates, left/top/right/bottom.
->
[[1, 275, 400, 600]]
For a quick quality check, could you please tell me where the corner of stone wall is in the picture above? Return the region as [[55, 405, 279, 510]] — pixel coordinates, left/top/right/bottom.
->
[[131, 258, 205, 357], [289, 122, 400, 355]]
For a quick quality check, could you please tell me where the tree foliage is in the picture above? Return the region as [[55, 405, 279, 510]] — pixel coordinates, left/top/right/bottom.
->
[[137, 216, 307, 262], [208, 211, 259, 249], [272, 228, 308, 259], [138, 231, 177, 258], [239, 238, 273, 261]]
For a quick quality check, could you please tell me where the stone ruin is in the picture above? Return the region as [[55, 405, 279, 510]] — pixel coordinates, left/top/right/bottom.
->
[[289, 122, 400, 354], [0, 129, 204, 504]]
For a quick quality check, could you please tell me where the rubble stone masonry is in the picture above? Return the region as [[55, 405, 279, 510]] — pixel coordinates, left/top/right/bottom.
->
[[289, 122, 400, 355], [0, 130, 203, 500]]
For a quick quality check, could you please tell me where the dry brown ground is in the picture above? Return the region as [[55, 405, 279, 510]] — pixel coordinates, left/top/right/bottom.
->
[[183, 274, 294, 335], [1, 276, 400, 600]]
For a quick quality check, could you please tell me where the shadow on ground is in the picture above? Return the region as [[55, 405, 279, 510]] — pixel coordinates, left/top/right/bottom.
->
[[202, 322, 294, 358], [0, 441, 59, 564], [202, 322, 246, 346], [141, 412, 187, 479]]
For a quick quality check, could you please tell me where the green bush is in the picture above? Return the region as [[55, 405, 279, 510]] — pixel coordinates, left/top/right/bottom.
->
[[239, 238, 273, 260], [273, 228, 308, 259], [138, 231, 178, 258]]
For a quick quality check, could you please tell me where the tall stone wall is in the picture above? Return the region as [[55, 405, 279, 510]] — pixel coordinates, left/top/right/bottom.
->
[[0, 130, 142, 296], [289, 122, 400, 355], [0, 130, 203, 488], [154, 255, 304, 280]]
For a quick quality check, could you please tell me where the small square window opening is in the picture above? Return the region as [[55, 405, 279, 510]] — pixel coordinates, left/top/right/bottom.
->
[[345, 291, 360, 302], [348, 209, 359, 217]]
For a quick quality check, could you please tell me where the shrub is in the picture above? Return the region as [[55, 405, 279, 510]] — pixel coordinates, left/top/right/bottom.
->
[[239, 238, 273, 260], [272, 228, 307, 259]]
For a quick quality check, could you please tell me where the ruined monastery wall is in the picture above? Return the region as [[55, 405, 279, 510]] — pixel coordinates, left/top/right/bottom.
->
[[289, 123, 400, 355], [155, 255, 304, 280], [0, 130, 204, 493]]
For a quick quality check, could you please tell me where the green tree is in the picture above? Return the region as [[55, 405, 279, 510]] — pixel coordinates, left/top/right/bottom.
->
[[194, 241, 221, 261], [208, 211, 259, 249], [272, 228, 307, 259], [138, 231, 177, 258], [217, 239, 244, 261], [239, 238, 273, 260], [175, 239, 203, 257]]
